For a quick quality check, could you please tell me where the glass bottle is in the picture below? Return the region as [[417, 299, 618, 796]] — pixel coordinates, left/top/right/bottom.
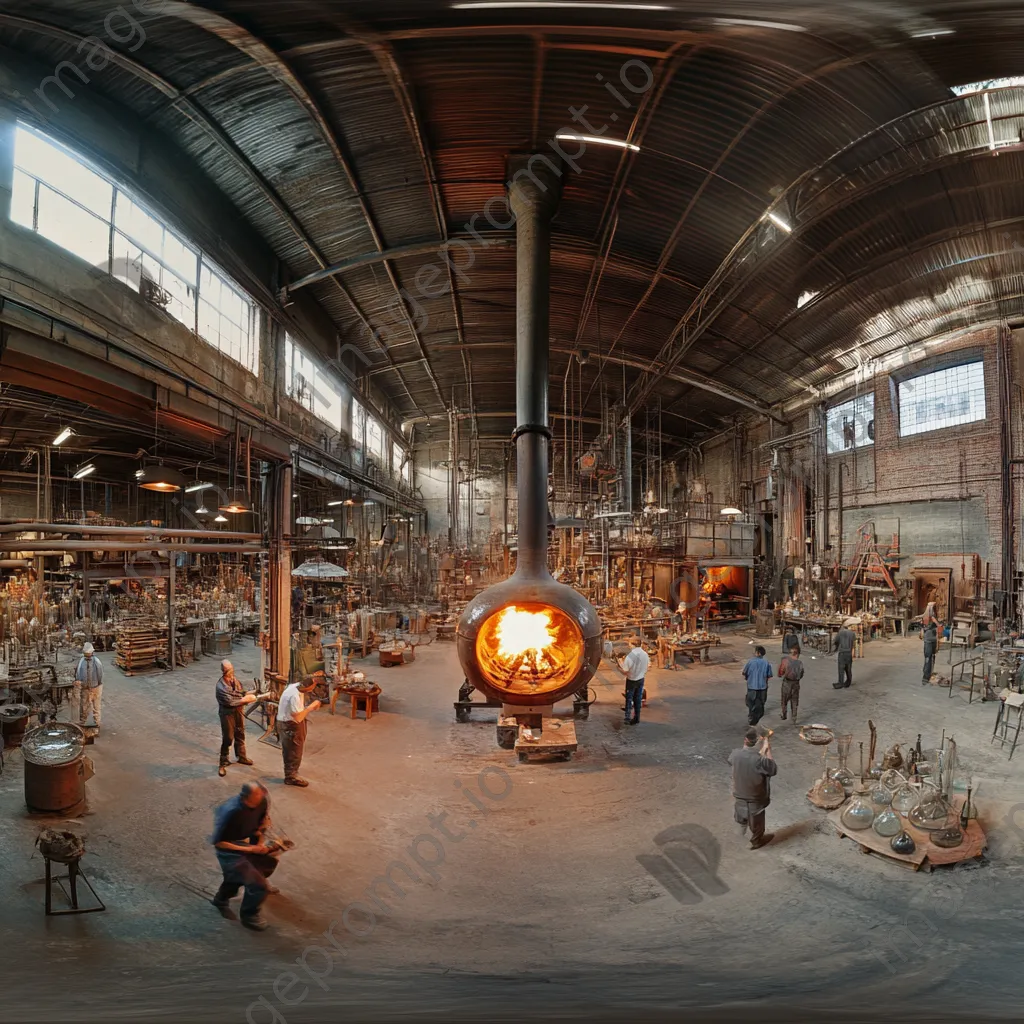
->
[[890, 830, 916, 855], [833, 733, 855, 793], [840, 795, 875, 830], [891, 782, 920, 814], [959, 786, 974, 829], [872, 808, 902, 837], [870, 781, 893, 810]]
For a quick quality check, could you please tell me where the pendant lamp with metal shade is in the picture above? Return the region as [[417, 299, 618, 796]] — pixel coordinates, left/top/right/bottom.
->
[[137, 464, 188, 493], [219, 486, 253, 514], [219, 429, 254, 514]]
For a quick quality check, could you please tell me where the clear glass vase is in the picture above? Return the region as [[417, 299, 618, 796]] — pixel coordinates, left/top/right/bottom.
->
[[833, 733, 856, 793], [840, 795, 875, 830], [891, 783, 920, 814], [872, 808, 902, 836]]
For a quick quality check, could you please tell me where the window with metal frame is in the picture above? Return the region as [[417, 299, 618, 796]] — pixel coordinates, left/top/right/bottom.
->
[[11, 123, 258, 375], [284, 335, 343, 431], [897, 361, 986, 437], [825, 393, 874, 454]]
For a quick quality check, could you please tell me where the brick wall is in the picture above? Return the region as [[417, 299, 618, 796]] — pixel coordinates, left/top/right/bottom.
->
[[700, 325, 1010, 586]]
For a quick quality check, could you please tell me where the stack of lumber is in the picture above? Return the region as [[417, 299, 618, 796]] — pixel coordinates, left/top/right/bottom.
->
[[115, 623, 167, 675]]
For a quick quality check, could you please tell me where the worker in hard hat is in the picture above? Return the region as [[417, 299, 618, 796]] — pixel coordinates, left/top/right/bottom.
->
[[74, 642, 104, 736]]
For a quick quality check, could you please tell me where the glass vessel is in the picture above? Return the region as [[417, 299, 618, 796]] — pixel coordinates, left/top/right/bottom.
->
[[833, 733, 856, 793], [890, 830, 916, 855], [959, 786, 976, 828], [872, 808, 902, 836], [881, 768, 907, 792], [933, 826, 964, 849], [870, 782, 893, 809], [840, 795, 875, 830], [908, 791, 956, 831], [891, 783, 920, 814]]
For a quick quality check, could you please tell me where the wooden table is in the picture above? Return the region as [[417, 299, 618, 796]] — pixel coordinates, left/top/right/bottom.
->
[[656, 636, 719, 668], [829, 807, 986, 871], [782, 616, 863, 656], [335, 683, 381, 720]]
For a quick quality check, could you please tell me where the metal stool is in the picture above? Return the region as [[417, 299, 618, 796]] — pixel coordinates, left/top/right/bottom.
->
[[44, 854, 105, 915]]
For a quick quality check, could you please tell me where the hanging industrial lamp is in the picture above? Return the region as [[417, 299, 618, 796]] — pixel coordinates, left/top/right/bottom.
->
[[219, 486, 252, 514], [137, 464, 188, 492]]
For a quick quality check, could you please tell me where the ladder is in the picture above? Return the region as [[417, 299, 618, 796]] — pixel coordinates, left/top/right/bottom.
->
[[842, 525, 898, 599]]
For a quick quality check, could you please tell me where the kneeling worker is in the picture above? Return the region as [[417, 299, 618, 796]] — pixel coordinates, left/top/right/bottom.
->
[[277, 676, 322, 787]]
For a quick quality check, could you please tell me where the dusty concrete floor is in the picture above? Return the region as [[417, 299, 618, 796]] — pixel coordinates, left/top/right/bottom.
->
[[2, 630, 1023, 1023]]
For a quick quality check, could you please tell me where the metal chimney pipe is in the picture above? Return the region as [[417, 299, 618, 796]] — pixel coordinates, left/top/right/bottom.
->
[[455, 155, 602, 708], [508, 155, 561, 574]]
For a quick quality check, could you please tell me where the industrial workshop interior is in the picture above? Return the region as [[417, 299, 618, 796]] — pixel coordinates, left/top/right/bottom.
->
[[6, 2, 1024, 1023]]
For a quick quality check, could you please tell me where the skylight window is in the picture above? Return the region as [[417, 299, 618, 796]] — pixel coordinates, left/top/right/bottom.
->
[[797, 290, 820, 309], [951, 76, 1024, 96]]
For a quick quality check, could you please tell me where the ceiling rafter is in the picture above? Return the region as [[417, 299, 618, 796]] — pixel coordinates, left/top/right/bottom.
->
[[158, 1, 447, 411]]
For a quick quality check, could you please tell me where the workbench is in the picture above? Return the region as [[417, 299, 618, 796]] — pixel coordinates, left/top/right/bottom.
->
[[656, 635, 720, 668], [781, 616, 863, 656]]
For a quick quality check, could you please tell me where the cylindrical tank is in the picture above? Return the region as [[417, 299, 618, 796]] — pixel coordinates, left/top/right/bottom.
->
[[25, 756, 94, 814], [0, 704, 30, 748], [21, 723, 93, 814]]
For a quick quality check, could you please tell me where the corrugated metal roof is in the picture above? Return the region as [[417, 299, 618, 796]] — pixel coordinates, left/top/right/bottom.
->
[[4, 1, 1024, 442]]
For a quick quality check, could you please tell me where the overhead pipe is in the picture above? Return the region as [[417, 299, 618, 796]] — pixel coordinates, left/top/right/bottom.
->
[[0, 542, 266, 554], [0, 523, 260, 540]]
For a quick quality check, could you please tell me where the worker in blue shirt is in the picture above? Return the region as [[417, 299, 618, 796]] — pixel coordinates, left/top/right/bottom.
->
[[742, 645, 773, 725]]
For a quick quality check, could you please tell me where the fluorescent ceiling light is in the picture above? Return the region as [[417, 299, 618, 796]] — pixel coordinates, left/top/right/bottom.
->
[[910, 28, 955, 38], [52, 427, 74, 446], [594, 511, 631, 519], [721, 506, 742, 516], [555, 132, 640, 152], [452, 2, 672, 9], [327, 500, 345, 507], [714, 18, 806, 32], [73, 464, 96, 480], [185, 482, 212, 494], [767, 211, 792, 233]]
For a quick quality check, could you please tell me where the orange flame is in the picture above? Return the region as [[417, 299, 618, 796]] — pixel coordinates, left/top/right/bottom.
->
[[494, 605, 556, 675]]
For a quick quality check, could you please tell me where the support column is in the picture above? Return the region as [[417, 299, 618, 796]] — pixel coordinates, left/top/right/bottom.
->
[[167, 557, 176, 670], [268, 460, 293, 679]]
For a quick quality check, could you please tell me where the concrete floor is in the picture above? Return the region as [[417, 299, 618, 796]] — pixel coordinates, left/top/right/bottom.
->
[[2, 630, 1023, 1023]]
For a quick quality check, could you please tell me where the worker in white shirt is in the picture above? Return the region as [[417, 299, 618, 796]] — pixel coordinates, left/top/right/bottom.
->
[[74, 642, 104, 734], [617, 636, 650, 725], [276, 676, 322, 787]]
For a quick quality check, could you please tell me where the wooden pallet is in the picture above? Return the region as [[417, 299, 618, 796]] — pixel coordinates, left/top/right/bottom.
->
[[515, 719, 577, 762], [114, 624, 167, 674], [829, 807, 986, 872]]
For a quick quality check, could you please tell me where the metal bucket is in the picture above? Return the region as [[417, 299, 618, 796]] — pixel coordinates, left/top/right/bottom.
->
[[0, 704, 30, 748], [22, 722, 93, 814]]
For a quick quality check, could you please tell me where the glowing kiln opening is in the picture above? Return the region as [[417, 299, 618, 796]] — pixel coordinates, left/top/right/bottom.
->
[[474, 602, 585, 697]]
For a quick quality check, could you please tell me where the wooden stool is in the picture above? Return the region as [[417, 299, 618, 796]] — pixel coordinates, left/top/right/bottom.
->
[[350, 692, 380, 720]]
